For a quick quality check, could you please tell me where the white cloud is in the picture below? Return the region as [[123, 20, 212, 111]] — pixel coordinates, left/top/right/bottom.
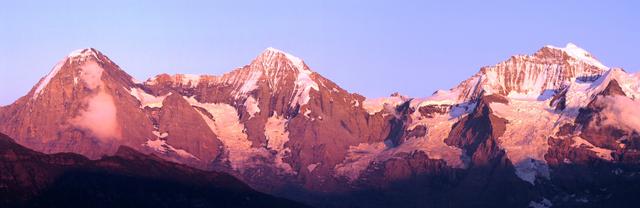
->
[[70, 62, 121, 141], [78, 62, 104, 90], [596, 95, 640, 132], [71, 88, 121, 141]]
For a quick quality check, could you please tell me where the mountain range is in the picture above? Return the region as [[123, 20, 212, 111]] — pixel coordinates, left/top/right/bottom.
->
[[1, 43, 639, 207]]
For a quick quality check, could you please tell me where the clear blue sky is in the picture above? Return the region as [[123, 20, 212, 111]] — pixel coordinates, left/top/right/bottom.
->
[[1, 1, 638, 105]]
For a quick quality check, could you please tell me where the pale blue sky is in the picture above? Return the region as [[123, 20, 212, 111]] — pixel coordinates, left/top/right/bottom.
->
[[1, 1, 638, 105]]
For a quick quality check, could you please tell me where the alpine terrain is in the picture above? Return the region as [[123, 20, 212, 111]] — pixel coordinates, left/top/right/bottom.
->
[[1, 44, 639, 207]]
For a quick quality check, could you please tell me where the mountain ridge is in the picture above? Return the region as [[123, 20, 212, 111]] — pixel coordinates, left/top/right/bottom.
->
[[1, 44, 640, 207]]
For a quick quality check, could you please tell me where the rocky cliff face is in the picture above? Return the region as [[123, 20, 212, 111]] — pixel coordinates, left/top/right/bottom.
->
[[0, 48, 153, 159], [1, 44, 640, 207]]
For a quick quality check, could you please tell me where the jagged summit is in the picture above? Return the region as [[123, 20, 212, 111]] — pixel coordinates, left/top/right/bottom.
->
[[33, 48, 103, 98], [254, 47, 307, 72], [263, 47, 303, 63], [68, 48, 100, 58], [544, 43, 592, 58], [31, 47, 128, 100], [408, 43, 611, 106], [145, 48, 307, 88], [542, 43, 608, 70], [3, 44, 640, 207], [264, 47, 290, 54], [64, 47, 115, 65]]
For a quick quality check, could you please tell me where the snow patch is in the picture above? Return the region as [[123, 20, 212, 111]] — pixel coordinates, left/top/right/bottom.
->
[[362, 96, 405, 115], [303, 108, 311, 118], [334, 142, 387, 181], [187, 96, 295, 174], [588, 69, 640, 98], [244, 96, 260, 118], [152, 130, 169, 138], [184, 96, 264, 170], [418, 90, 461, 106], [265, 113, 295, 174], [546, 43, 608, 70], [265, 114, 289, 152], [335, 100, 468, 181], [528, 198, 552, 208], [571, 136, 614, 160], [129, 87, 171, 108], [237, 69, 263, 96], [559, 69, 640, 122], [143, 139, 198, 159], [307, 163, 320, 173], [507, 90, 554, 101], [405, 111, 467, 167], [291, 68, 319, 107], [490, 100, 555, 184], [513, 158, 549, 185], [184, 96, 296, 173], [576, 197, 589, 203]]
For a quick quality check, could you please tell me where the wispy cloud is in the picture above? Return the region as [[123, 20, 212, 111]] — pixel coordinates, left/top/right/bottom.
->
[[596, 95, 640, 132], [70, 63, 121, 141]]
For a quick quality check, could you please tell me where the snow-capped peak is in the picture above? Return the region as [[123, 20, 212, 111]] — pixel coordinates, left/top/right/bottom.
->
[[32, 48, 109, 99], [260, 47, 306, 71], [264, 47, 286, 53], [247, 48, 319, 107], [545, 43, 608, 70], [67, 48, 101, 60]]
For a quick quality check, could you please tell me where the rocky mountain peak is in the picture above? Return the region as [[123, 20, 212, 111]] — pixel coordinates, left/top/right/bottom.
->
[[65, 48, 120, 69], [599, 79, 627, 97], [248, 47, 310, 80], [2, 44, 640, 207], [445, 43, 610, 102], [540, 43, 608, 70], [31, 48, 131, 100], [215, 48, 321, 107], [68, 48, 101, 61], [257, 47, 306, 70]]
